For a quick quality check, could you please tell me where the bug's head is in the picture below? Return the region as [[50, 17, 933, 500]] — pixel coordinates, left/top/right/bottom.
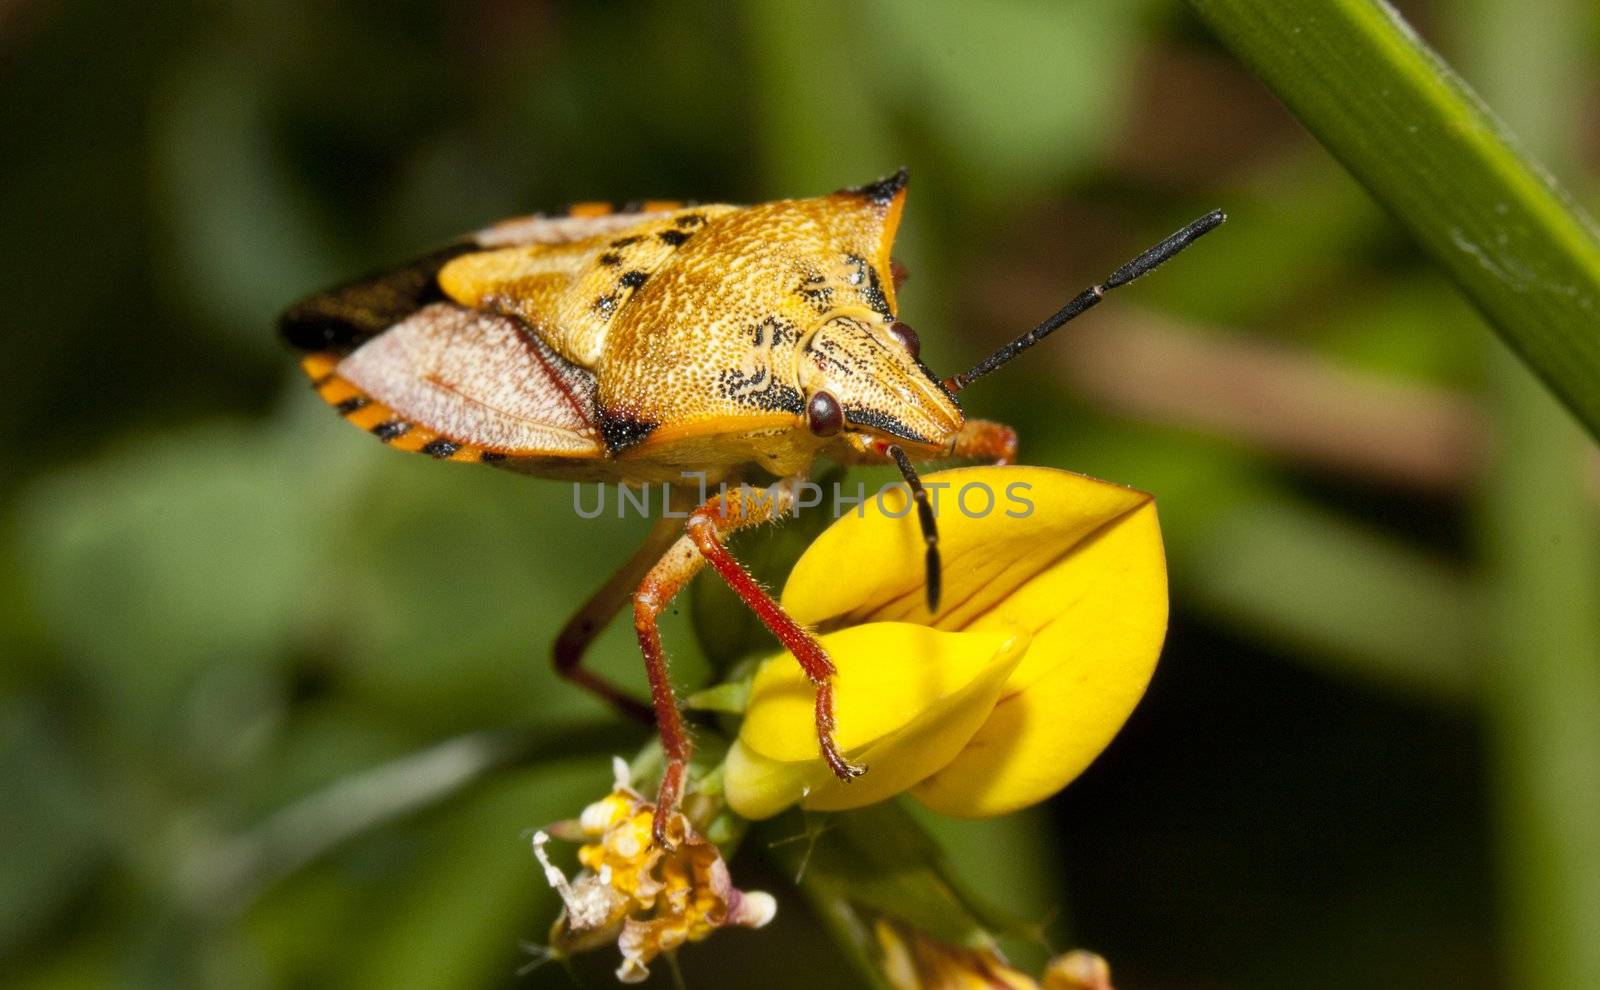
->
[[797, 313, 963, 455], [788, 168, 962, 455], [799, 172, 1227, 614]]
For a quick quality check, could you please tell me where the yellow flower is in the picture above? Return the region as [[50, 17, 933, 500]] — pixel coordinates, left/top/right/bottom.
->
[[724, 465, 1166, 819], [535, 759, 776, 983], [874, 918, 1116, 990]]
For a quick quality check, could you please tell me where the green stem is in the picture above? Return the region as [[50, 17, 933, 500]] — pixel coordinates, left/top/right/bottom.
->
[[1460, 1, 1600, 985], [1186, 0, 1600, 443], [1480, 343, 1600, 990]]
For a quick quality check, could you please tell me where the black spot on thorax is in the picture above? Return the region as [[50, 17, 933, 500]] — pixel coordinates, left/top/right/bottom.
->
[[797, 271, 834, 313], [714, 317, 804, 414], [597, 408, 660, 454], [845, 253, 892, 319]]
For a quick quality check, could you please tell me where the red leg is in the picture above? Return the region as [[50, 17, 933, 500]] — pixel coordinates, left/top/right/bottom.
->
[[632, 547, 699, 839], [633, 479, 863, 844], [687, 507, 863, 784]]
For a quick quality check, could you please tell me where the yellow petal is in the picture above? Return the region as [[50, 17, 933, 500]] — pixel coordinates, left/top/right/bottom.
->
[[724, 622, 1027, 820], [782, 466, 1167, 817], [721, 740, 814, 821], [739, 622, 1019, 762], [914, 498, 1165, 816], [785, 465, 1150, 632]]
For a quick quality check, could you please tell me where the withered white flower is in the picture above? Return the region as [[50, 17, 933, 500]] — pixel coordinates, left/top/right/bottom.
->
[[534, 759, 775, 983]]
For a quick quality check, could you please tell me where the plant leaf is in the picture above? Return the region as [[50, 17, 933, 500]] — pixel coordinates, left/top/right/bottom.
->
[[1187, 0, 1600, 441]]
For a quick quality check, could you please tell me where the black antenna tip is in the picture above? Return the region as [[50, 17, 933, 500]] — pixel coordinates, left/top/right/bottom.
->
[[947, 207, 1228, 391], [1104, 208, 1228, 289], [1194, 208, 1228, 239]]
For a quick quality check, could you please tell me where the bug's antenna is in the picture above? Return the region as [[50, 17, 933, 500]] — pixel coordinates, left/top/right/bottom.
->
[[944, 209, 1226, 393], [887, 444, 941, 611]]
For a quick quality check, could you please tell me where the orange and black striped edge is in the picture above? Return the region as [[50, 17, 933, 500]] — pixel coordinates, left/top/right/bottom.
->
[[299, 352, 509, 464]]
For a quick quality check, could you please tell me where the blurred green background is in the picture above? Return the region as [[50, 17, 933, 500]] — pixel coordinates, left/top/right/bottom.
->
[[4, 1, 1599, 987]]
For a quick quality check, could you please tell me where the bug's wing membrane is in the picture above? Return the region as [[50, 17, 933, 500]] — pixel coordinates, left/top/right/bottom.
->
[[280, 245, 476, 354], [309, 302, 603, 462]]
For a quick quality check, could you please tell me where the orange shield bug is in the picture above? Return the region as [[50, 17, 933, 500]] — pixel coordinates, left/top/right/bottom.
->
[[281, 170, 1223, 840]]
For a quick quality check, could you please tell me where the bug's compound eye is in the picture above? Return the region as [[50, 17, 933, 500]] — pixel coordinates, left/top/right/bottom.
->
[[887, 321, 921, 360], [807, 390, 844, 437]]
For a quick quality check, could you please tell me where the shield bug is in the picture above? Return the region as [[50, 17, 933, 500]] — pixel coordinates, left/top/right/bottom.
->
[[281, 170, 1223, 841]]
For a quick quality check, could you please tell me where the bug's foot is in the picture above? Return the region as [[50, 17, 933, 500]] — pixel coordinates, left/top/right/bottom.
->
[[650, 806, 676, 850], [820, 735, 867, 783], [813, 681, 865, 782]]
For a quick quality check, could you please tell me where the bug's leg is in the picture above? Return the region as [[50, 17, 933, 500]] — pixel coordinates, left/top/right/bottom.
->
[[683, 484, 863, 785], [633, 479, 862, 844], [553, 511, 686, 724], [946, 418, 1019, 465], [631, 530, 709, 845]]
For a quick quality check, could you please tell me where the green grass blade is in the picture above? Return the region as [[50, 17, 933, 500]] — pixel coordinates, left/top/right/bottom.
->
[[1185, 0, 1600, 442], [1464, 1, 1600, 985]]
